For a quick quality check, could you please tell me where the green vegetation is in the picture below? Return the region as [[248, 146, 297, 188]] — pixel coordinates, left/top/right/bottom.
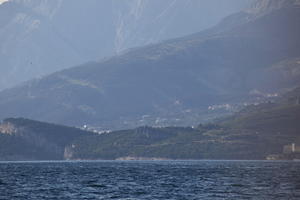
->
[[1, 89, 300, 161], [0, 118, 92, 160], [68, 89, 300, 160]]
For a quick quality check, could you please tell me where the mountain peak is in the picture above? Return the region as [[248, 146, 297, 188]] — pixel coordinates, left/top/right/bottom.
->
[[247, 0, 300, 15]]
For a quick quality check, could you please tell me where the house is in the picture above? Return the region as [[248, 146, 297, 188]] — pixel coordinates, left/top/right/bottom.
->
[[283, 143, 300, 154]]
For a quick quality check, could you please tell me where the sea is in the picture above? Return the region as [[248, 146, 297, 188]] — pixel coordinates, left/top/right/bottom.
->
[[0, 160, 299, 199]]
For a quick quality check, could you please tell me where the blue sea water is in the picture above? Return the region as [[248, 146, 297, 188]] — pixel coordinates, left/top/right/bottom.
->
[[0, 160, 300, 200]]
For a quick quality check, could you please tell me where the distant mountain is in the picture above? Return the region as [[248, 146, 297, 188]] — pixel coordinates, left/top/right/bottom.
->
[[0, 0, 299, 130], [0, 0, 250, 90], [246, 0, 300, 15]]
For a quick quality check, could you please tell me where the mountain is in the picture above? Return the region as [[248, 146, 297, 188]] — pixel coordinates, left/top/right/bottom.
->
[[64, 88, 300, 160], [2, 86, 298, 161], [0, 0, 299, 130], [0, 118, 92, 160], [0, 0, 250, 90], [246, 0, 300, 15]]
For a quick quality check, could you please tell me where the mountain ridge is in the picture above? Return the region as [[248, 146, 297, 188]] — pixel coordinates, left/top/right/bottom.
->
[[0, 0, 250, 90], [0, 0, 299, 130], [0, 117, 93, 160]]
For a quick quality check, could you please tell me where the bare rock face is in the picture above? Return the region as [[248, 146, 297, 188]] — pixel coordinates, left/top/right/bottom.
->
[[0, 121, 17, 135], [246, 0, 300, 15], [0, 0, 250, 91]]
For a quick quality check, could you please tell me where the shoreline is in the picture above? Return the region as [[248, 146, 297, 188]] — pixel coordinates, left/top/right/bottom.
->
[[0, 159, 298, 163]]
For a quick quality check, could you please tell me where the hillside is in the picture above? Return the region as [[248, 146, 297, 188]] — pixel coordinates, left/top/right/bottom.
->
[[0, 0, 249, 90], [0, 118, 92, 160], [67, 88, 300, 160], [0, 0, 299, 130], [0, 87, 299, 161]]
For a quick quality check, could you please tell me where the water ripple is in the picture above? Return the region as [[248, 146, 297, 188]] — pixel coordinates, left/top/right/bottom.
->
[[0, 161, 299, 199]]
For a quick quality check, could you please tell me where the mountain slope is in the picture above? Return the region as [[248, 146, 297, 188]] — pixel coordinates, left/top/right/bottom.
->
[[0, 118, 92, 160], [0, 0, 299, 130], [0, 0, 250, 90], [1, 87, 299, 161], [68, 88, 300, 160]]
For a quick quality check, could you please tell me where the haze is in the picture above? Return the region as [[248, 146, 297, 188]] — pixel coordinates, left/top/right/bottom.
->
[[0, 0, 252, 90]]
